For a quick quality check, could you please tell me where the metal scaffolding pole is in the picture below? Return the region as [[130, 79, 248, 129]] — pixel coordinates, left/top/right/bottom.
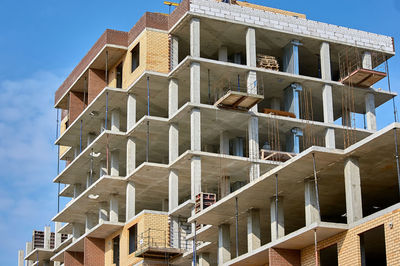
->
[[146, 76, 150, 162], [275, 173, 279, 240], [235, 197, 239, 258]]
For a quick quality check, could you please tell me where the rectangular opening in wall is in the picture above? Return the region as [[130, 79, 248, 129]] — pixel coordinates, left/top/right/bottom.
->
[[131, 44, 140, 73], [129, 224, 137, 254], [113, 235, 120, 266], [360, 225, 386, 266], [116, 63, 123, 89], [320, 243, 338, 266]]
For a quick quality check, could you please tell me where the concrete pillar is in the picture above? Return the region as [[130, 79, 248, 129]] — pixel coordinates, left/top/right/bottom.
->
[[110, 150, 119, 176], [191, 156, 202, 200], [99, 202, 108, 223], [344, 157, 363, 224], [170, 36, 179, 69], [126, 137, 136, 175], [191, 108, 201, 151], [362, 51, 372, 70], [286, 127, 303, 154], [190, 62, 201, 104], [169, 123, 179, 162], [126, 181, 136, 221], [73, 183, 83, 199], [190, 18, 200, 57], [248, 116, 260, 181], [99, 159, 107, 178], [25, 242, 33, 266], [87, 133, 96, 147], [18, 250, 24, 266], [218, 46, 228, 62], [127, 93, 136, 130], [218, 224, 231, 264], [233, 137, 244, 157], [365, 93, 376, 131], [199, 252, 211, 266], [109, 195, 119, 223], [305, 180, 321, 226], [169, 169, 179, 210], [55, 222, 62, 249], [169, 78, 179, 117], [322, 83, 336, 149], [283, 40, 301, 75], [220, 131, 230, 155], [72, 223, 82, 242], [284, 83, 302, 118], [270, 97, 281, 111], [86, 173, 91, 188], [247, 209, 261, 252], [247, 70, 258, 112], [220, 176, 231, 198], [44, 226, 51, 249], [270, 196, 285, 241], [85, 213, 97, 233], [111, 108, 120, 132], [320, 42, 332, 80], [246, 28, 256, 67]]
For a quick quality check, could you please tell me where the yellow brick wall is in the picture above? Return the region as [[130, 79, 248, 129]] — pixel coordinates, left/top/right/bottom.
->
[[59, 115, 69, 158], [301, 209, 400, 266], [107, 29, 169, 91], [104, 211, 169, 266]]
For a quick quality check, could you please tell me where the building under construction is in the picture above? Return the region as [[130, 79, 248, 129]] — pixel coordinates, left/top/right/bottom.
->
[[18, 0, 400, 265]]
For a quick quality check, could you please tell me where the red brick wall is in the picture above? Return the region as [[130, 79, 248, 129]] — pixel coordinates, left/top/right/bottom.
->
[[88, 68, 106, 104], [64, 251, 84, 266], [84, 237, 105, 266], [69, 91, 85, 124], [269, 248, 301, 266]]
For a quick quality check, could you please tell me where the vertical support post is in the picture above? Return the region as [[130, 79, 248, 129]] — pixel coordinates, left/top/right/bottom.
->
[[126, 137, 136, 175], [170, 36, 179, 70], [44, 226, 51, 249], [284, 83, 302, 118], [247, 209, 261, 252], [246, 28, 256, 68], [109, 194, 119, 223], [198, 252, 211, 266], [218, 224, 231, 264], [127, 93, 136, 131], [55, 222, 62, 249], [286, 127, 303, 154], [111, 109, 120, 132], [248, 115, 260, 181], [190, 18, 200, 57], [99, 202, 108, 223], [219, 46, 228, 62], [305, 179, 321, 226], [169, 79, 179, 117], [126, 181, 136, 221], [235, 197, 239, 258], [72, 223, 82, 242], [344, 157, 363, 223], [283, 40, 301, 74], [85, 213, 97, 233], [110, 150, 119, 176], [18, 250, 24, 266]]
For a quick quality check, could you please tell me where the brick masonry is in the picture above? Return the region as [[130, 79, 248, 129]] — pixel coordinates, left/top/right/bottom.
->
[[84, 237, 105, 266], [269, 248, 301, 266], [64, 251, 84, 266], [88, 68, 106, 104], [190, 0, 394, 54], [68, 91, 85, 124]]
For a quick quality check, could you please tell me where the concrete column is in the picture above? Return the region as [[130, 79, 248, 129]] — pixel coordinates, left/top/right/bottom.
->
[[247, 209, 261, 252], [110, 150, 119, 176], [191, 108, 201, 151], [199, 252, 211, 266], [73, 183, 83, 199], [126, 137, 136, 175], [55, 222, 62, 249], [109, 195, 119, 223], [305, 180, 321, 226], [169, 78, 179, 117], [246, 28, 256, 67], [127, 93, 136, 130], [220, 176, 231, 198], [111, 108, 120, 132], [169, 123, 179, 162], [190, 18, 200, 57], [233, 137, 244, 157], [170, 36, 179, 69], [72, 223, 82, 242], [344, 157, 363, 224], [191, 156, 202, 200], [320, 42, 332, 80], [286, 127, 303, 154], [86, 173, 91, 188], [18, 250, 24, 266], [85, 213, 97, 233], [322, 84, 336, 149], [100, 159, 107, 178], [284, 83, 302, 118], [365, 93, 376, 131], [218, 46, 228, 62], [44, 226, 51, 249], [99, 202, 108, 223], [169, 169, 179, 210], [248, 116, 260, 181], [87, 133, 96, 146], [270, 196, 285, 241], [283, 40, 301, 75], [362, 51, 372, 70], [126, 181, 136, 221], [26, 242, 33, 266], [190, 62, 201, 104], [220, 131, 230, 155], [218, 224, 231, 264], [270, 97, 281, 111], [247, 71, 258, 112]]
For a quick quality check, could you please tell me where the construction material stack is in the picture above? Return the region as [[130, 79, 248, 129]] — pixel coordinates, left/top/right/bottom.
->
[[257, 54, 279, 71]]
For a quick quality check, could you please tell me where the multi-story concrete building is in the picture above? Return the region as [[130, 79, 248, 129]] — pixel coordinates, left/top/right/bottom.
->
[[18, 0, 400, 265]]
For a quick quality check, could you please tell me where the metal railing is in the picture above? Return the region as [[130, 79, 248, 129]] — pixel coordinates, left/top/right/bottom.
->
[[137, 228, 168, 252]]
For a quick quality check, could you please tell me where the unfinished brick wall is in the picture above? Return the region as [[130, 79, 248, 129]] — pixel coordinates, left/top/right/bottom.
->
[[84, 237, 105, 266], [68, 91, 85, 124], [269, 248, 301, 266], [64, 251, 84, 266], [88, 68, 106, 104], [301, 208, 400, 266], [146, 30, 169, 74]]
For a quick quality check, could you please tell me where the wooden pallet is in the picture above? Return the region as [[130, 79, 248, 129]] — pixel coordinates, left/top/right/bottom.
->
[[257, 54, 279, 71], [341, 68, 387, 88], [215, 91, 264, 111], [263, 108, 296, 118]]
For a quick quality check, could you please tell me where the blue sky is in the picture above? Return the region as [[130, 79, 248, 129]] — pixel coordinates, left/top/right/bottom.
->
[[0, 0, 399, 264]]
